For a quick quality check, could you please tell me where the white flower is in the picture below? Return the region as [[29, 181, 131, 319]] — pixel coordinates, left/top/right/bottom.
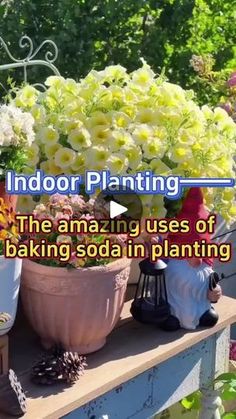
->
[[0, 104, 35, 147]]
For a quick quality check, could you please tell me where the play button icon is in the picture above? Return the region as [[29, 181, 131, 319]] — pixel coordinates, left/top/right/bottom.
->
[[94, 185, 143, 223], [110, 201, 128, 219]]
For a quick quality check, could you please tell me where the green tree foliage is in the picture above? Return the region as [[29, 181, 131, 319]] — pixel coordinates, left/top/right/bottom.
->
[[0, 0, 235, 103]]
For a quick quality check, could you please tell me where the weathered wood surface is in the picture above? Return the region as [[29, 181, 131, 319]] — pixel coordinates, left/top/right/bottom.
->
[[1, 295, 236, 419], [0, 334, 8, 374]]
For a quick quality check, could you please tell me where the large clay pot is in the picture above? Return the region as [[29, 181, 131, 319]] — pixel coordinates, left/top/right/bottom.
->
[[21, 258, 131, 354], [0, 257, 22, 336], [0, 181, 18, 211]]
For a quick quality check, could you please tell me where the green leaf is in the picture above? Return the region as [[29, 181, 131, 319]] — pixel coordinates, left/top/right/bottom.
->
[[222, 413, 236, 419], [92, 235, 105, 243], [215, 373, 236, 383], [181, 392, 201, 410], [229, 380, 236, 389], [221, 385, 236, 401]]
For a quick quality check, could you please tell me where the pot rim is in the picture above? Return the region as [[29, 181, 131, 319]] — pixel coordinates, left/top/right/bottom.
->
[[23, 257, 131, 276], [0, 255, 21, 260]]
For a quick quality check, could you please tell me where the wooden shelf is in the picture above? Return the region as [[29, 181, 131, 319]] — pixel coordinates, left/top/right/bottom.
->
[[2, 294, 236, 419]]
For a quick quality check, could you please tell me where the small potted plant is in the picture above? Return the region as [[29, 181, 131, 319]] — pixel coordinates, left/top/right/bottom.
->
[[21, 194, 131, 354], [0, 104, 35, 210], [0, 198, 22, 336]]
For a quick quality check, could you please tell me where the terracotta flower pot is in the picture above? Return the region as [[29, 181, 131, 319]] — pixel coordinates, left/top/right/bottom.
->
[[0, 180, 18, 211], [21, 258, 131, 354]]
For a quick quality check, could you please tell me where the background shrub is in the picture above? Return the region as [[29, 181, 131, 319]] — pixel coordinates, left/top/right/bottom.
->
[[0, 0, 235, 104]]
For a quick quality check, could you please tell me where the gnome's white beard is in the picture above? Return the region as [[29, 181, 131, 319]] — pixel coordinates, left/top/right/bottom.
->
[[165, 259, 212, 329]]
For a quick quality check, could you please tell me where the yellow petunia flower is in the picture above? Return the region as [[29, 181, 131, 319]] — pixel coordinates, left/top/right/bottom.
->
[[84, 146, 109, 170], [142, 139, 165, 160], [106, 154, 129, 174], [123, 146, 142, 170], [131, 65, 155, 89], [15, 85, 39, 108], [27, 143, 40, 167], [71, 153, 86, 173], [45, 143, 62, 159], [68, 127, 91, 150], [111, 112, 131, 129], [31, 104, 46, 125], [132, 124, 154, 145], [150, 159, 171, 175], [229, 205, 236, 217], [54, 147, 76, 169], [40, 160, 51, 173], [48, 159, 63, 175], [110, 130, 134, 152], [135, 108, 156, 124], [90, 125, 112, 145], [37, 126, 59, 144], [85, 111, 111, 129], [170, 146, 192, 163]]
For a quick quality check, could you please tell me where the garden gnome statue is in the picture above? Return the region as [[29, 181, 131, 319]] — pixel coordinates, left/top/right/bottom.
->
[[161, 187, 222, 331]]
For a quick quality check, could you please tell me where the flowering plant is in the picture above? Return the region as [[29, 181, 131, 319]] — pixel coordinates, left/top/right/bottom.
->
[[14, 62, 236, 223], [0, 198, 20, 255], [28, 193, 126, 268], [0, 104, 35, 180], [190, 54, 236, 121], [230, 340, 236, 361]]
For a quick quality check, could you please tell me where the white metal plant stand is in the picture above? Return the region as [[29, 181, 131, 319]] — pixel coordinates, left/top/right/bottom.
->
[[0, 35, 60, 91]]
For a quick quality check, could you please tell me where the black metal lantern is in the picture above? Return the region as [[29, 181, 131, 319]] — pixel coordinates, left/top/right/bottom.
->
[[130, 258, 171, 325]]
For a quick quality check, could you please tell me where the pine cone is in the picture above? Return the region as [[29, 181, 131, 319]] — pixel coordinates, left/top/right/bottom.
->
[[31, 347, 87, 385], [58, 352, 87, 384]]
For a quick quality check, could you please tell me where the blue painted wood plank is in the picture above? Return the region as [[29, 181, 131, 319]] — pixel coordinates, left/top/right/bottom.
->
[[63, 329, 228, 419]]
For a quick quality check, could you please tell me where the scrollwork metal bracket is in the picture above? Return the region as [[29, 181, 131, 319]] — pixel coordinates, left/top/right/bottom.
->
[[0, 35, 60, 90]]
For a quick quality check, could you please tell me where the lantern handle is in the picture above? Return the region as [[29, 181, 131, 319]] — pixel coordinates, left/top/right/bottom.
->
[[213, 227, 236, 240], [220, 271, 236, 280], [155, 275, 158, 308]]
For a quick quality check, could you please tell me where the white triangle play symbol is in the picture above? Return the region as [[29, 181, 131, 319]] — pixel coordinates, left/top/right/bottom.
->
[[110, 200, 128, 219]]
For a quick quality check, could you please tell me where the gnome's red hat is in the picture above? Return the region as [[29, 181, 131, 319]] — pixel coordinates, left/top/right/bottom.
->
[[167, 187, 214, 266]]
